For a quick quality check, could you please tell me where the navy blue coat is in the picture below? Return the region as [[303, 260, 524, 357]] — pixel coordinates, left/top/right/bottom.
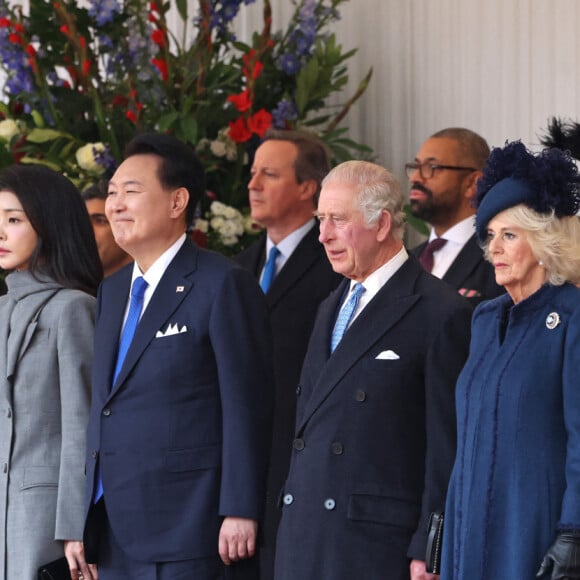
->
[[84, 238, 274, 565], [274, 257, 472, 580], [442, 283, 580, 579]]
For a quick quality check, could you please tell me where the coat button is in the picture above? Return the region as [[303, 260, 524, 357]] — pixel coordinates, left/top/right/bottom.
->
[[92, 451, 98, 459], [331, 442, 344, 455], [293, 438, 305, 451], [103, 408, 111, 416], [283, 493, 294, 505], [324, 498, 336, 510], [296, 385, 302, 396], [354, 389, 367, 402]]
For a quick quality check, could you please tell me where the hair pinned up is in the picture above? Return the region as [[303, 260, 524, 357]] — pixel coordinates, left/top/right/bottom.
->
[[474, 141, 580, 241]]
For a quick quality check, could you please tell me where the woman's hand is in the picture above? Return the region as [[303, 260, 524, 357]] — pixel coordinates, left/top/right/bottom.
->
[[64, 540, 98, 580]]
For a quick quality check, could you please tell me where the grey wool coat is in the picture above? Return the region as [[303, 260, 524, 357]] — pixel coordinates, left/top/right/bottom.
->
[[0, 271, 95, 580]]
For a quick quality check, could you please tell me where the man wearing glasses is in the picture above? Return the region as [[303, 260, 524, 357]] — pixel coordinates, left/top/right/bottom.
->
[[406, 127, 502, 302]]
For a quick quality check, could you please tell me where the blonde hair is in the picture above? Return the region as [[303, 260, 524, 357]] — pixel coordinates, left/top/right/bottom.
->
[[322, 160, 406, 241], [482, 204, 580, 285]]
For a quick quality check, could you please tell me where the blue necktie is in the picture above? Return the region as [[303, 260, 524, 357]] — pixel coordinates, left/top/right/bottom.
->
[[112, 276, 148, 383], [331, 283, 365, 352], [93, 276, 148, 503], [260, 246, 280, 293]]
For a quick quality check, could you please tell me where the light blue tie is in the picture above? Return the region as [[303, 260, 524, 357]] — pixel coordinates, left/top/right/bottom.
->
[[260, 246, 280, 293], [331, 283, 365, 352], [93, 276, 148, 503]]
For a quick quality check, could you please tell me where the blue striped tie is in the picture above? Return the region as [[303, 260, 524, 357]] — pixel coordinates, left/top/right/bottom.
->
[[93, 276, 148, 503], [331, 283, 365, 352]]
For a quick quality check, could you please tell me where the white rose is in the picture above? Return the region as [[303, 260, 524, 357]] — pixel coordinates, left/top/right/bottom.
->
[[210, 201, 228, 216], [219, 220, 239, 237], [210, 140, 227, 158], [223, 206, 240, 219], [210, 216, 225, 231], [193, 218, 209, 233], [0, 119, 20, 143], [225, 144, 238, 161], [221, 235, 239, 247], [244, 215, 263, 235], [76, 142, 106, 173]]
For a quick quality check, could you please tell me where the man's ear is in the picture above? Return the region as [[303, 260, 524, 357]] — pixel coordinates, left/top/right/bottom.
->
[[376, 210, 392, 242], [170, 187, 189, 219], [298, 179, 318, 202], [464, 170, 483, 202]]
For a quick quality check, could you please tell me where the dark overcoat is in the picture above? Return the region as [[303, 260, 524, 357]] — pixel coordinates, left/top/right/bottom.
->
[[274, 257, 472, 580]]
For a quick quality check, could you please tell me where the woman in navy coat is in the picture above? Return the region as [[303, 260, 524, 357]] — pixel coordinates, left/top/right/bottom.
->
[[441, 141, 580, 580]]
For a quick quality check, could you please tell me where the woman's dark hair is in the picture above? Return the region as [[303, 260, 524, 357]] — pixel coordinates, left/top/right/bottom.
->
[[0, 165, 103, 295]]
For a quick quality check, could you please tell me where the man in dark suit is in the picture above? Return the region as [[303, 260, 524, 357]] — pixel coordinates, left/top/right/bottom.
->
[[274, 160, 473, 580], [407, 127, 502, 302], [236, 129, 341, 579], [83, 133, 273, 579]]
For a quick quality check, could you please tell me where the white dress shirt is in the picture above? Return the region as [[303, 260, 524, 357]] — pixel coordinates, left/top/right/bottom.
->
[[429, 216, 475, 279]]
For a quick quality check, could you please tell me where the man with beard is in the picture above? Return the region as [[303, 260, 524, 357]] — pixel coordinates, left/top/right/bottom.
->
[[407, 128, 502, 302]]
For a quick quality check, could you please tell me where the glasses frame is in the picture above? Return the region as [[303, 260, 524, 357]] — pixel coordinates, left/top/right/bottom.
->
[[405, 162, 477, 180]]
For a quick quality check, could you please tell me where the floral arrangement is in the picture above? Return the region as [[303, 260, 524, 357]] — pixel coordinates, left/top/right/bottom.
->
[[0, 0, 372, 253]]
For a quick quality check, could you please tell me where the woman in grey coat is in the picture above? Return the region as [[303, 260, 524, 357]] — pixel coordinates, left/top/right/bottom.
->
[[0, 165, 102, 580]]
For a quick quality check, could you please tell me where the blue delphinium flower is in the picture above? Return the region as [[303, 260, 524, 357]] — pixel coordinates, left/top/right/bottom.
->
[[206, 0, 256, 41], [93, 144, 118, 175], [276, 0, 330, 75], [88, 0, 122, 27], [272, 98, 298, 129]]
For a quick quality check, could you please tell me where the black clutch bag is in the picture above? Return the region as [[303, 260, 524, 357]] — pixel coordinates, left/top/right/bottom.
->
[[37, 556, 70, 580], [425, 511, 444, 574]]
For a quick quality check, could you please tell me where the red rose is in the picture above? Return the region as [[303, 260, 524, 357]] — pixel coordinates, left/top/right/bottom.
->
[[151, 29, 165, 47]]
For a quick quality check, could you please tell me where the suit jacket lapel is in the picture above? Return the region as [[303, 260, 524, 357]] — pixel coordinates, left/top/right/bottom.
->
[[297, 260, 422, 431], [267, 226, 322, 307], [108, 240, 198, 398], [442, 234, 482, 288]]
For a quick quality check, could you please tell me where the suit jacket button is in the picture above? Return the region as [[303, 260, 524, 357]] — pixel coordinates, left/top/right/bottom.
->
[[293, 438, 305, 451], [92, 451, 98, 459], [296, 384, 302, 396], [324, 498, 336, 510], [283, 493, 294, 505], [103, 408, 111, 416], [354, 389, 367, 402], [331, 442, 344, 455]]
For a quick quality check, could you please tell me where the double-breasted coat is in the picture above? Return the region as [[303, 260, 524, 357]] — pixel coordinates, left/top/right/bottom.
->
[[0, 271, 94, 580], [274, 257, 473, 580]]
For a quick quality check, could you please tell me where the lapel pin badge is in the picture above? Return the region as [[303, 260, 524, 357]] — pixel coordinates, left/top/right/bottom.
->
[[176, 285, 184, 293], [546, 312, 560, 330]]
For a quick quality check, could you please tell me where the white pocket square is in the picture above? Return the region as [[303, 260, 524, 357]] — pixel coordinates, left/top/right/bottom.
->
[[156, 323, 188, 338], [375, 350, 400, 360]]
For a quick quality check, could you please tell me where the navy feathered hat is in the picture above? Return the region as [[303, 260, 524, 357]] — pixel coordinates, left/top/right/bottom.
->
[[474, 141, 580, 241]]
